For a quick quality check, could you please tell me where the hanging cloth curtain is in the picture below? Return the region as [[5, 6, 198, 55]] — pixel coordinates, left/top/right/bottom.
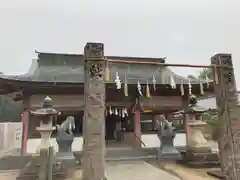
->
[[105, 59, 110, 81], [146, 79, 151, 98], [124, 76, 128, 96], [161, 68, 165, 85], [170, 75, 176, 89], [180, 80, 184, 96], [200, 82, 204, 95]]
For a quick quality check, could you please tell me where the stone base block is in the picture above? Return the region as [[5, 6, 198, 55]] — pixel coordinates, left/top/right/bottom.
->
[[187, 145, 211, 153], [56, 152, 76, 167], [158, 146, 181, 160]]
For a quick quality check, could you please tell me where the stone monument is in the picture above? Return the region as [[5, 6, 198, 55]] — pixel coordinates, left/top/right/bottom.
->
[[157, 115, 181, 160], [56, 116, 76, 166], [82, 42, 106, 180]]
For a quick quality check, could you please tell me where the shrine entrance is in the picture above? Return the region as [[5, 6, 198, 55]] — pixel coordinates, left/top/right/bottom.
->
[[105, 115, 118, 141]]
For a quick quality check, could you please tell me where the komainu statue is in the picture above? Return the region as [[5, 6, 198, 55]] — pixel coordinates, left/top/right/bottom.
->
[[156, 115, 181, 160], [56, 116, 76, 166]]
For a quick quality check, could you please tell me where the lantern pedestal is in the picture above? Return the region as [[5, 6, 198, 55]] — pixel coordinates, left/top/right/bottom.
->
[[187, 120, 211, 153], [36, 127, 56, 153], [158, 135, 181, 160]]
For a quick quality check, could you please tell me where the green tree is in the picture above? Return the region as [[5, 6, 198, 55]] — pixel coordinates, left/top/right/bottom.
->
[[0, 95, 21, 122], [198, 68, 213, 80]]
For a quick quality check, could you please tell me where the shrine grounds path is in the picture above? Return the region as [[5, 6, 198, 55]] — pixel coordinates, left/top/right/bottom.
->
[[69, 161, 218, 180], [71, 161, 181, 180], [0, 161, 218, 180], [0, 170, 19, 180], [106, 161, 181, 180]]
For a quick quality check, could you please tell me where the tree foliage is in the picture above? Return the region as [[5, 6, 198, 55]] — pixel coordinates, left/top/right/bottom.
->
[[0, 95, 22, 122], [198, 68, 213, 80]]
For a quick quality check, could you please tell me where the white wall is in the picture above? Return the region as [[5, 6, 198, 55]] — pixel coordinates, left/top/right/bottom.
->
[[141, 133, 186, 148], [27, 137, 83, 154], [26, 133, 186, 153], [0, 122, 23, 153]]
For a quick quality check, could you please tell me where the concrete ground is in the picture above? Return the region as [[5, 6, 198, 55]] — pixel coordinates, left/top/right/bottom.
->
[[161, 162, 217, 180], [0, 170, 19, 180], [0, 161, 219, 180], [69, 161, 180, 180]]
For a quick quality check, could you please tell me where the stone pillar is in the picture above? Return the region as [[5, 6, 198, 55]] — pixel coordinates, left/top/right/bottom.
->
[[211, 53, 240, 179], [82, 42, 106, 180]]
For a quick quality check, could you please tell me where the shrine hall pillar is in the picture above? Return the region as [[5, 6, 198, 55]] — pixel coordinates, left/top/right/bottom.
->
[[133, 98, 142, 148], [21, 96, 30, 154], [182, 95, 191, 142]]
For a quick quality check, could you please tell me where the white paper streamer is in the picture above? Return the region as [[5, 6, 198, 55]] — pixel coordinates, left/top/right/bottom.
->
[[115, 72, 121, 89], [170, 75, 176, 89], [109, 106, 113, 115], [188, 79, 192, 95], [152, 76, 156, 91], [114, 108, 118, 115], [137, 80, 143, 96]]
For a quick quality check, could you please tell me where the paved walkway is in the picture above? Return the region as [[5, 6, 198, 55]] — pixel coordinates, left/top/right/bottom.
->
[[0, 170, 19, 180], [71, 161, 181, 180], [106, 161, 180, 180]]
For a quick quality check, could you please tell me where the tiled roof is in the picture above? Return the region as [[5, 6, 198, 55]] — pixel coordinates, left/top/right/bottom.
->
[[0, 52, 202, 85]]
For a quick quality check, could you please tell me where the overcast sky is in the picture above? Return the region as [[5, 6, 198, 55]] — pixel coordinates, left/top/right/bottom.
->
[[0, 0, 239, 88]]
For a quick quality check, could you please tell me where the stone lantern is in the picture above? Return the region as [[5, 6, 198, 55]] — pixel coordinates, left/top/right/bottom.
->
[[17, 97, 67, 180], [31, 96, 58, 152], [185, 95, 211, 153]]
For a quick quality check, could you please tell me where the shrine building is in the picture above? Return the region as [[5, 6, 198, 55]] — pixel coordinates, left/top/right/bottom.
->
[[0, 52, 215, 153]]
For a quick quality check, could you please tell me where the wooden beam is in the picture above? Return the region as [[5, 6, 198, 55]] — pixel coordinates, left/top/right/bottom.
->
[[107, 58, 232, 68]]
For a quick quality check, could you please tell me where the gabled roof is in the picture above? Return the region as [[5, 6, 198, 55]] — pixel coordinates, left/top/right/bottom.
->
[[0, 52, 203, 85]]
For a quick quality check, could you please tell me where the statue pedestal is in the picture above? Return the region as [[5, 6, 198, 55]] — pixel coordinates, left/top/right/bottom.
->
[[187, 120, 211, 153], [56, 132, 76, 167], [158, 135, 181, 160]]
